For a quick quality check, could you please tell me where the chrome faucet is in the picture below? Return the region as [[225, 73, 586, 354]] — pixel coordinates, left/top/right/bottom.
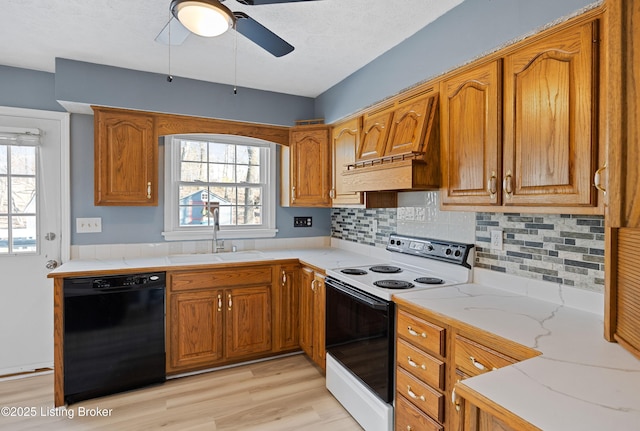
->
[[210, 203, 223, 253]]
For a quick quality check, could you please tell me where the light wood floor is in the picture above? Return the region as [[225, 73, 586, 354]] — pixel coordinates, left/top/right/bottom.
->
[[0, 354, 362, 430]]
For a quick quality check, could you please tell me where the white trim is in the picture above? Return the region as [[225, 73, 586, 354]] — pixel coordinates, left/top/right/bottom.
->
[[163, 134, 277, 241], [0, 106, 70, 263]]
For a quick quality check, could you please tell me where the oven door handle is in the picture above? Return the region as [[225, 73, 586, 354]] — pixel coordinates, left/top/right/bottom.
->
[[327, 280, 389, 310]]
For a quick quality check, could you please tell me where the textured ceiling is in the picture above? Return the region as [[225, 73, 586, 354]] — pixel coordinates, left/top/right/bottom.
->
[[2, 0, 463, 97]]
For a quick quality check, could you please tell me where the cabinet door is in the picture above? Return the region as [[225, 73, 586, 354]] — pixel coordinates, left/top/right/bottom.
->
[[503, 21, 598, 206], [312, 272, 326, 370], [299, 267, 315, 359], [169, 290, 224, 370], [290, 126, 331, 207], [385, 93, 437, 156], [94, 108, 158, 206], [274, 264, 300, 352], [359, 108, 393, 160], [331, 118, 364, 206], [225, 285, 272, 359], [441, 61, 502, 206]]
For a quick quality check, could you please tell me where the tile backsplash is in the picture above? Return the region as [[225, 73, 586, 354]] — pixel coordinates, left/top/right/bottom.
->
[[475, 213, 605, 292], [330, 191, 605, 294]]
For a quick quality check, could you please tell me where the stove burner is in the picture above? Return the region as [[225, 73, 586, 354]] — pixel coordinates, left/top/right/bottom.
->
[[369, 265, 402, 274], [414, 277, 444, 285], [373, 280, 414, 289], [340, 268, 368, 275]]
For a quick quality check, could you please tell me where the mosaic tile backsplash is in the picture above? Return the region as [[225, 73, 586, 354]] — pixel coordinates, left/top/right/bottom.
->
[[331, 191, 606, 293], [475, 213, 605, 292]]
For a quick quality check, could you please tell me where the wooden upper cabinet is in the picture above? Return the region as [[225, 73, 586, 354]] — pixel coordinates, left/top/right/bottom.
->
[[502, 21, 598, 206], [359, 107, 393, 160], [386, 93, 438, 156], [331, 118, 364, 206], [289, 125, 331, 207], [441, 60, 502, 206], [93, 107, 158, 206]]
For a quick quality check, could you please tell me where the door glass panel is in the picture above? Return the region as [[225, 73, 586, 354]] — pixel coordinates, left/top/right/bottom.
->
[[0, 145, 38, 254]]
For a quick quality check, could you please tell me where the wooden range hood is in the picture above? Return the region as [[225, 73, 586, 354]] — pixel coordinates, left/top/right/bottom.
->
[[342, 88, 440, 193]]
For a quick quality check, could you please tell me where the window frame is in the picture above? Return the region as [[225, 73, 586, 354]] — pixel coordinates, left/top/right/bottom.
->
[[162, 134, 278, 241]]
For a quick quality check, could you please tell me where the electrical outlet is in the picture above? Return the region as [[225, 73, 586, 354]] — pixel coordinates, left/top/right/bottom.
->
[[490, 230, 503, 250], [76, 217, 102, 233], [294, 216, 312, 227]]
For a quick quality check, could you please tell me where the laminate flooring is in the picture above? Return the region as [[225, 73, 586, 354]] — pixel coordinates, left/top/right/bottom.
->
[[0, 354, 362, 430]]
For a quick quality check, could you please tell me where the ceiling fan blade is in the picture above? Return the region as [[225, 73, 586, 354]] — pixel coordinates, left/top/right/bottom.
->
[[234, 12, 294, 57], [154, 17, 191, 45], [236, 0, 321, 5]]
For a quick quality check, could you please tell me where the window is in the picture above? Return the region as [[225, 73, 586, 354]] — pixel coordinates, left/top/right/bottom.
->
[[163, 134, 277, 240], [0, 142, 38, 254]]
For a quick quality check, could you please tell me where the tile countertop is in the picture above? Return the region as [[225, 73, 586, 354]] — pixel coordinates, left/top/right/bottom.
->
[[392, 284, 640, 431]]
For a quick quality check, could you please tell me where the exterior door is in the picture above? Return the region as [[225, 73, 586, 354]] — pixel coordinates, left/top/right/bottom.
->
[[0, 107, 68, 375]]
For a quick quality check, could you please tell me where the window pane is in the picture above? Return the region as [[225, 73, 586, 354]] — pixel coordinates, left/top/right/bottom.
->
[[12, 177, 36, 213], [238, 206, 262, 225], [209, 142, 235, 163], [236, 164, 261, 184], [0, 146, 7, 174], [236, 145, 261, 165], [209, 186, 237, 205], [12, 215, 37, 253], [0, 216, 7, 252], [218, 205, 234, 226], [0, 177, 7, 213], [209, 164, 235, 183], [11, 146, 36, 175], [237, 187, 262, 206], [180, 140, 207, 162], [181, 162, 207, 182], [179, 205, 209, 226]]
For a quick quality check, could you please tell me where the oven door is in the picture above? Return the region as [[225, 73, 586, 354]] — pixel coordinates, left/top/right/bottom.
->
[[325, 277, 394, 403]]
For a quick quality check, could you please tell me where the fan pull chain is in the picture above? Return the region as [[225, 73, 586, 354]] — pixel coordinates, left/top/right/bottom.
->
[[167, 17, 173, 82], [233, 23, 238, 95]]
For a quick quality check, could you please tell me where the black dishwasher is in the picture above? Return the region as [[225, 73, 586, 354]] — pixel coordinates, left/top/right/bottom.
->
[[63, 272, 166, 404]]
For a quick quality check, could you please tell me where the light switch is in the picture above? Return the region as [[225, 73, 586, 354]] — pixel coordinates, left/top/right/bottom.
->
[[76, 217, 102, 233]]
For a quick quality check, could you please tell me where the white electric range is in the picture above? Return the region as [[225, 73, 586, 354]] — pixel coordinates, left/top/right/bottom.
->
[[325, 234, 474, 431]]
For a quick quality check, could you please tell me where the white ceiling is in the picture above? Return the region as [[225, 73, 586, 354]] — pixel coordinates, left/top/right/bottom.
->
[[2, 0, 463, 98]]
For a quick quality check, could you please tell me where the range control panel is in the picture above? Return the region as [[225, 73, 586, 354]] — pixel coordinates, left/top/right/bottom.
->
[[386, 234, 474, 267]]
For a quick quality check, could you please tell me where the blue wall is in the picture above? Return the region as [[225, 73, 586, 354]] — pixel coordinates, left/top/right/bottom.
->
[[1, 0, 599, 246], [315, 0, 599, 123]]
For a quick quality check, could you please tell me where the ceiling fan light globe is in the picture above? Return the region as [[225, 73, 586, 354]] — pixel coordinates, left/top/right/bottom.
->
[[171, 0, 234, 37]]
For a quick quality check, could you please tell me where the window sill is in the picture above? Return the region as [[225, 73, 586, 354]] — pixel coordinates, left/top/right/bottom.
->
[[162, 228, 278, 241]]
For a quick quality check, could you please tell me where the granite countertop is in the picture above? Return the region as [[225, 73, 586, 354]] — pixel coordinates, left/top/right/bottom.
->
[[393, 284, 640, 431]]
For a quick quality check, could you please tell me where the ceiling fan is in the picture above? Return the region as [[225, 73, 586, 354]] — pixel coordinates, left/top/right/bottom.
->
[[155, 0, 320, 57]]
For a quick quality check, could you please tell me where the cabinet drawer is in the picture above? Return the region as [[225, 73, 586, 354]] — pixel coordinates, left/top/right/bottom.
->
[[171, 267, 273, 292], [454, 335, 517, 377], [397, 310, 446, 356], [396, 368, 444, 423], [397, 339, 445, 390], [395, 394, 443, 431]]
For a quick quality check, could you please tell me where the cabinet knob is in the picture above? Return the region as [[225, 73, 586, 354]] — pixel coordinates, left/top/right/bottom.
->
[[329, 189, 335, 199], [452, 388, 461, 412], [217, 294, 222, 312], [228, 293, 232, 311], [282, 270, 287, 285], [407, 385, 425, 402], [291, 186, 296, 201], [147, 182, 152, 199], [407, 326, 427, 338]]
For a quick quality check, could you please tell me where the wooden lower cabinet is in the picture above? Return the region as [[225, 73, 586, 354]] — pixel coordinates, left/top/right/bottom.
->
[[274, 263, 300, 351], [394, 299, 540, 431], [299, 266, 326, 370], [167, 265, 279, 374]]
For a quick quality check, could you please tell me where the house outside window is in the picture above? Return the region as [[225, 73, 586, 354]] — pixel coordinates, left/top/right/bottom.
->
[[163, 134, 277, 241]]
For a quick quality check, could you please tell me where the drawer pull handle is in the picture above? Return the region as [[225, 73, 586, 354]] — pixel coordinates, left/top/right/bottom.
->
[[217, 294, 222, 312], [147, 182, 152, 199], [228, 293, 232, 311], [469, 356, 496, 371], [407, 385, 425, 402], [452, 388, 461, 412], [407, 326, 427, 338], [407, 356, 426, 370]]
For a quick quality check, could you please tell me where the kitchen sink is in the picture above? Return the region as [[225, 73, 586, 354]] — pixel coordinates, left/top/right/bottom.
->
[[167, 254, 222, 264], [215, 250, 271, 261]]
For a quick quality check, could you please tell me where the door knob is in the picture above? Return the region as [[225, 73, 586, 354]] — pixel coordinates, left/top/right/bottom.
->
[[45, 260, 59, 270]]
